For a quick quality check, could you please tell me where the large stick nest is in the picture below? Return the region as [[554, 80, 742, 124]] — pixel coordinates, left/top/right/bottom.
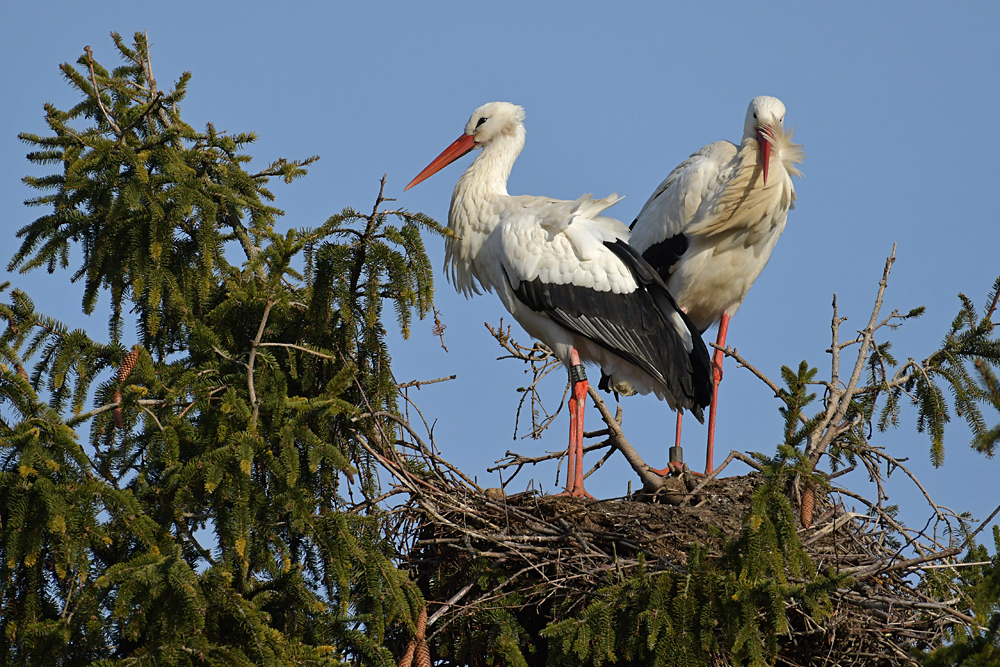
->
[[370, 425, 976, 667], [372, 255, 996, 665]]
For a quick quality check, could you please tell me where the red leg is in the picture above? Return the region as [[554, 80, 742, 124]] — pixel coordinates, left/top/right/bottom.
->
[[560, 348, 592, 498], [565, 391, 579, 494], [705, 312, 730, 475], [570, 375, 590, 496]]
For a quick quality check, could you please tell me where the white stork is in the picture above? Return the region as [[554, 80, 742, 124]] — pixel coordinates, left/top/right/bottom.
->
[[608, 95, 805, 475], [405, 101, 711, 497]]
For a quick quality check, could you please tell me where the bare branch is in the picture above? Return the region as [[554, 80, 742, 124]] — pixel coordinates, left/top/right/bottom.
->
[[84, 46, 123, 138], [248, 299, 274, 433], [397, 375, 456, 389]]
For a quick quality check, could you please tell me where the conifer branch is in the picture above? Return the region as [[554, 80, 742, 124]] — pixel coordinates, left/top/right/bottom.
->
[[4, 33, 436, 664], [258, 341, 338, 361], [83, 45, 122, 139], [176, 520, 217, 567], [139, 404, 166, 435], [715, 343, 814, 430], [212, 345, 245, 367], [228, 211, 264, 267], [960, 501, 1000, 551], [67, 396, 171, 424], [247, 298, 274, 433], [119, 92, 165, 136]]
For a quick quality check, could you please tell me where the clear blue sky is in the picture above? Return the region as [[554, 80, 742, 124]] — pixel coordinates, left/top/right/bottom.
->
[[2, 2, 998, 543]]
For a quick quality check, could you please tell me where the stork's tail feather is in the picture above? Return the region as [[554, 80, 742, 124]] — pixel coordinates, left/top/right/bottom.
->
[[598, 371, 634, 399], [601, 239, 712, 419]]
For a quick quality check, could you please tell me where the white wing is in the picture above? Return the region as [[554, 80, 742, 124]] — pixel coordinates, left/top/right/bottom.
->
[[628, 141, 738, 253], [477, 200, 711, 416], [491, 194, 633, 294]]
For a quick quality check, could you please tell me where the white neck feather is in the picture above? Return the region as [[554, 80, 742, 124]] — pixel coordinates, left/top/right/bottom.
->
[[445, 124, 526, 295]]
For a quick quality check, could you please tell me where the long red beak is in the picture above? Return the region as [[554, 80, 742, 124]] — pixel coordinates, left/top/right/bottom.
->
[[756, 127, 772, 186], [404, 133, 477, 190]]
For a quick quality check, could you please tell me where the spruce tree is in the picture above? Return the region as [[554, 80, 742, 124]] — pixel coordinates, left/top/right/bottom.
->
[[5, 30, 1000, 667], [1, 32, 444, 665]]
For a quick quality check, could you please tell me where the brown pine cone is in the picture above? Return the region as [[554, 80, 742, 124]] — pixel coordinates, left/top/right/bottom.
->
[[415, 640, 431, 667], [801, 483, 815, 529], [416, 606, 427, 639], [16, 365, 29, 381], [397, 641, 415, 667], [119, 347, 141, 383]]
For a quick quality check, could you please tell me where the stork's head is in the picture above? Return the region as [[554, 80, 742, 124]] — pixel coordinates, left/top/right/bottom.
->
[[464, 101, 526, 145], [405, 101, 526, 190], [743, 96, 786, 185]]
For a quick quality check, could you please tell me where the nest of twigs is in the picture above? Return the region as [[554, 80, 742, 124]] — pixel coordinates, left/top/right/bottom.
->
[[367, 254, 995, 665], [366, 416, 976, 667]]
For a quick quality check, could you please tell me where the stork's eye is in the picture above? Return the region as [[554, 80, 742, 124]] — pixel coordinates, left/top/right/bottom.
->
[[476, 117, 487, 129], [753, 112, 757, 119]]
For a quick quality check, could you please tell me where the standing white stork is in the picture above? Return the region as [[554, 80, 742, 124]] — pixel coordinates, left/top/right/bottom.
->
[[608, 96, 804, 475], [405, 101, 711, 497]]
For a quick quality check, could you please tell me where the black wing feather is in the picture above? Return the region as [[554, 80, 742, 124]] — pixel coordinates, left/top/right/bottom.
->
[[511, 239, 711, 419], [638, 233, 688, 284]]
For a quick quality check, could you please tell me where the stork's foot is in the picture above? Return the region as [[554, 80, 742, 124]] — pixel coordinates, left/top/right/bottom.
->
[[650, 462, 707, 478], [650, 444, 690, 477], [555, 486, 595, 499], [556, 487, 595, 499], [650, 461, 686, 477]]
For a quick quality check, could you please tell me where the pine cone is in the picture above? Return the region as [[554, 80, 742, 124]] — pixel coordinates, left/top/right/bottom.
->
[[415, 641, 431, 667], [416, 606, 427, 639], [397, 641, 415, 667], [16, 365, 29, 381], [112, 388, 124, 429], [119, 347, 141, 383], [801, 484, 815, 529], [398, 606, 430, 667]]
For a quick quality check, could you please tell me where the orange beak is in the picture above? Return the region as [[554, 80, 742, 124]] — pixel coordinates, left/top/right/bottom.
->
[[756, 127, 772, 186], [404, 133, 477, 190]]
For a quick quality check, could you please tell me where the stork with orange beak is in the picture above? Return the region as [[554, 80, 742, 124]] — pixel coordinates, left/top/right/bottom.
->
[[406, 102, 711, 496], [606, 96, 805, 475]]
